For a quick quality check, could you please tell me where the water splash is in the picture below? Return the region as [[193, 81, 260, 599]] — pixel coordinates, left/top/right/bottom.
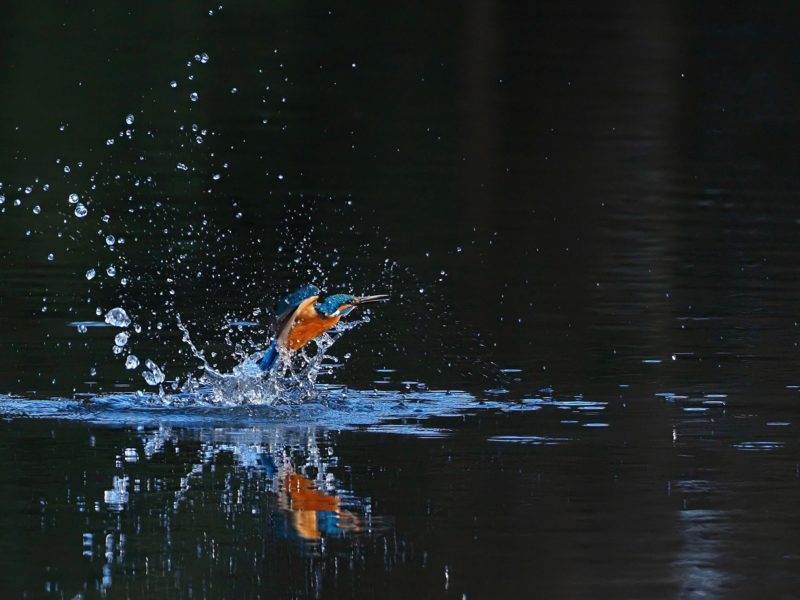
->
[[0, 0, 434, 400], [175, 313, 372, 406]]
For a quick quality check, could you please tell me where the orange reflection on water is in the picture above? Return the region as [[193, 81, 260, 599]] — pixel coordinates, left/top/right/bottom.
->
[[278, 469, 360, 540]]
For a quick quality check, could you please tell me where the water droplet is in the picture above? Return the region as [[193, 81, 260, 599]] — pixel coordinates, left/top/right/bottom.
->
[[47, 253, 54, 261], [106, 138, 115, 146], [74, 204, 88, 218], [200, 52, 209, 64], [24, 186, 32, 194], [89, 367, 97, 376], [176, 162, 188, 171], [170, 80, 177, 88], [76, 324, 88, 334], [142, 359, 165, 386], [230, 87, 238, 94], [114, 332, 129, 347], [64, 165, 71, 173], [105, 235, 116, 246], [32, 205, 41, 215], [106, 265, 116, 277], [125, 355, 139, 370], [104, 307, 131, 328], [190, 92, 198, 102], [125, 114, 135, 125], [85, 268, 96, 280], [68, 193, 79, 204]]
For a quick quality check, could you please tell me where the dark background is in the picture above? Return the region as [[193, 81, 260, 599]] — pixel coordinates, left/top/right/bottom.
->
[[1, 2, 800, 598], [1, 1, 798, 399]]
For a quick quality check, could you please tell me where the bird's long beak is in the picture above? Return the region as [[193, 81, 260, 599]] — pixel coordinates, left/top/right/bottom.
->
[[351, 294, 390, 306]]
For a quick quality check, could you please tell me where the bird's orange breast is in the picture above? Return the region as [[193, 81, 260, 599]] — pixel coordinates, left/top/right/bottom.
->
[[285, 299, 340, 351]]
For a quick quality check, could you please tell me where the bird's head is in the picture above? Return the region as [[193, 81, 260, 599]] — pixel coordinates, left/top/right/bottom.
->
[[314, 293, 389, 318]]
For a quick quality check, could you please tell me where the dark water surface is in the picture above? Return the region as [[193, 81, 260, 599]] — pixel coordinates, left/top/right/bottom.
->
[[1, 1, 800, 598]]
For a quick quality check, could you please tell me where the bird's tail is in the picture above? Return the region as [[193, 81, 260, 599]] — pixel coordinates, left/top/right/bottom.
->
[[258, 342, 279, 372]]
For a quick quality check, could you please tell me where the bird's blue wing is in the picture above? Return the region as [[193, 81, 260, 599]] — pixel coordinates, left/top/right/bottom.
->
[[274, 284, 320, 316], [260, 285, 320, 372]]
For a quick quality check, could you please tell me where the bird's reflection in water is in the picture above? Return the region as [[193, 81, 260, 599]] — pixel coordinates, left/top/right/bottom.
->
[[276, 465, 361, 541], [92, 424, 383, 595], [127, 425, 369, 541]]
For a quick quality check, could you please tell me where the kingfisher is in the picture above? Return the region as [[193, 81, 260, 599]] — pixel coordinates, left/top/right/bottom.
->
[[258, 284, 389, 371]]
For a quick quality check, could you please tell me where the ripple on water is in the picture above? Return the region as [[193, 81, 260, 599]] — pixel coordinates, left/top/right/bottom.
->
[[366, 425, 451, 438], [0, 370, 619, 441], [487, 435, 569, 445], [733, 441, 784, 451], [0, 382, 593, 438], [0, 387, 483, 432]]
